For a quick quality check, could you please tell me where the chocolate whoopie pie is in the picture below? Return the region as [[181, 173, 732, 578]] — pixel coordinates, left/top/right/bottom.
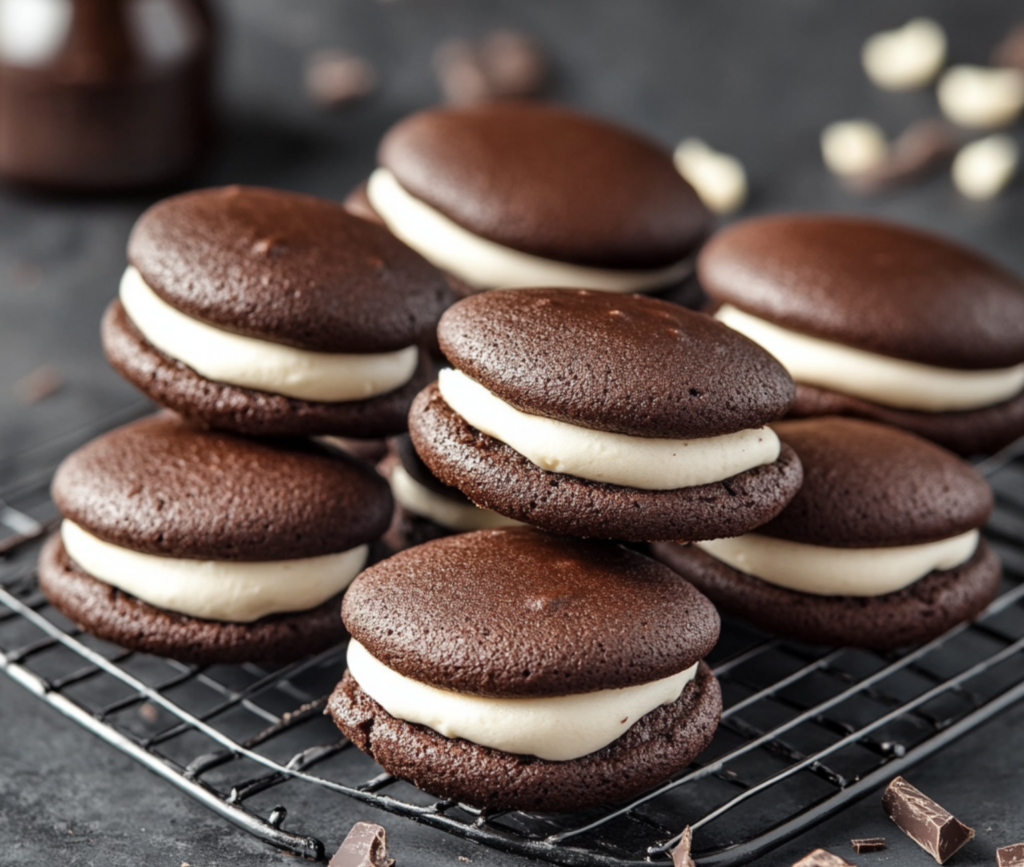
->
[[39, 415, 392, 664], [377, 435, 520, 551], [408, 288, 803, 542], [327, 527, 722, 811], [699, 214, 1024, 455], [103, 185, 454, 438], [345, 102, 711, 297], [653, 417, 1001, 650]]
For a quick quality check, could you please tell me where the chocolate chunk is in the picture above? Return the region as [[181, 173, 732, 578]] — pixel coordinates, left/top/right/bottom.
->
[[997, 843, 1024, 867], [882, 776, 975, 863], [329, 822, 394, 867], [851, 837, 887, 853], [992, 23, 1024, 71], [434, 30, 546, 105], [306, 51, 377, 107], [849, 119, 961, 192], [671, 826, 696, 867], [790, 849, 857, 867]]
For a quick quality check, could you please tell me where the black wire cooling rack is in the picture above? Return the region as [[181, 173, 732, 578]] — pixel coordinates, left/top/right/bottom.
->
[[2, 409, 1024, 866]]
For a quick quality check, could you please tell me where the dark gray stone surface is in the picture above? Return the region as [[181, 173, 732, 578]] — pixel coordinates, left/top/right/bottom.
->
[[1, 0, 1023, 864]]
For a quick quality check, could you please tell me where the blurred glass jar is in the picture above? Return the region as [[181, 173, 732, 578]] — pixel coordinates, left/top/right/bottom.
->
[[0, 0, 213, 191]]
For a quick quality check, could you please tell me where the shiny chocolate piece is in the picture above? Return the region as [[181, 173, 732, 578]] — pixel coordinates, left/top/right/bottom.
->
[[997, 842, 1024, 867], [882, 776, 975, 863], [850, 837, 887, 854], [791, 850, 856, 867], [329, 822, 394, 867], [671, 826, 696, 867], [0, 0, 213, 191]]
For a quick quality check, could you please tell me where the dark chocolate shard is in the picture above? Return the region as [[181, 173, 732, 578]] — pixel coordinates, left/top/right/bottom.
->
[[329, 821, 394, 867], [997, 842, 1024, 867], [847, 119, 960, 193], [882, 776, 974, 864], [791, 848, 858, 867], [850, 837, 886, 854], [671, 826, 695, 867]]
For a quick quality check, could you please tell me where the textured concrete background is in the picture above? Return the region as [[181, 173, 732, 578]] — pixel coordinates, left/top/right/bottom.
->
[[1, 0, 1023, 864]]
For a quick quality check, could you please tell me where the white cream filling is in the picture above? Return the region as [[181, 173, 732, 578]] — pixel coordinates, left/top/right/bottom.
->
[[347, 639, 698, 761], [715, 304, 1024, 412], [367, 168, 694, 292], [61, 520, 367, 623], [697, 529, 979, 597], [390, 464, 522, 532], [119, 266, 419, 403], [438, 367, 780, 490]]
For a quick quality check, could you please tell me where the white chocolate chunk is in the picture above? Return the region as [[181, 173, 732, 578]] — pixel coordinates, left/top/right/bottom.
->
[[952, 134, 1019, 200], [862, 18, 947, 91], [821, 121, 888, 177], [938, 65, 1024, 129], [673, 138, 748, 215]]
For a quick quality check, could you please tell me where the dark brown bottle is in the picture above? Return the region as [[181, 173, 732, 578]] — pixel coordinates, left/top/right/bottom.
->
[[0, 0, 213, 191]]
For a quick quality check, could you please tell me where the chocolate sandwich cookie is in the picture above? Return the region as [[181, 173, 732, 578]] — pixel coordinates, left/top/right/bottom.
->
[[346, 102, 711, 296], [327, 527, 722, 811], [409, 288, 802, 542], [39, 414, 392, 664], [699, 214, 1024, 455], [378, 435, 520, 552], [653, 417, 1001, 649], [103, 185, 453, 438]]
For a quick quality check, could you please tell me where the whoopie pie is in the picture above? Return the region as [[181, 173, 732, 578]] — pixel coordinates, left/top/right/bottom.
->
[[377, 435, 520, 552], [346, 102, 711, 297], [699, 214, 1024, 455], [39, 415, 392, 664], [103, 185, 453, 437], [328, 527, 722, 812], [409, 288, 803, 542], [653, 417, 1001, 649]]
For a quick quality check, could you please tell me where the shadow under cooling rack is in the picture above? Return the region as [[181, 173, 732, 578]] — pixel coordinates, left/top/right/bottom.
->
[[2, 413, 1024, 866]]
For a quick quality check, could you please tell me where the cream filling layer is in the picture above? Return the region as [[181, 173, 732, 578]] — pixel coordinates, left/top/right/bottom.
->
[[119, 266, 419, 403], [347, 639, 698, 761], [61, 520, 367, 623], [367, 168, 694, 292], [438, 367, 780, 490], [390, 464, 522, 531], [696, 529, 979, 597], [715, 304, 1024, 412]]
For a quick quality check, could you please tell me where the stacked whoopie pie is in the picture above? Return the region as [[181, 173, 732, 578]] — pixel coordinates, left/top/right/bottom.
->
[[700, 214, 1024, 455], [104, 185, 453, 437], [39, 185, 455, 664], [40, 415, 392, 664], [653, 418, 1001, 649], [346, 101, 711, 301], [329, 527, 722, 811]]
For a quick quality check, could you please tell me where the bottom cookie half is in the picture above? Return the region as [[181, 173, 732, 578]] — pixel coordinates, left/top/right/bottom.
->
[[327, 662, 722, 812]]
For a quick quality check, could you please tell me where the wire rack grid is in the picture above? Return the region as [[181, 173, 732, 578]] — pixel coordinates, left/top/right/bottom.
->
[[2, 411, 1024, 866]]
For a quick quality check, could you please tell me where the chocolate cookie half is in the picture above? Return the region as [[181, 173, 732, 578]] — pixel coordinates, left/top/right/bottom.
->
[[104, 185, 453, 438], [377, 435, 520, 552], [347, 102, 711, 294], [653, 418, 1001, 649], [699, 215, 1024, 454], [39, 414, 392, 664], [409, 288, 802, 542], [327, 527, 722, 811]]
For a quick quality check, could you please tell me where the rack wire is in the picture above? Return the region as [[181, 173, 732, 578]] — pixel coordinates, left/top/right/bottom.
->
[[2, 410, 1023, 866]]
